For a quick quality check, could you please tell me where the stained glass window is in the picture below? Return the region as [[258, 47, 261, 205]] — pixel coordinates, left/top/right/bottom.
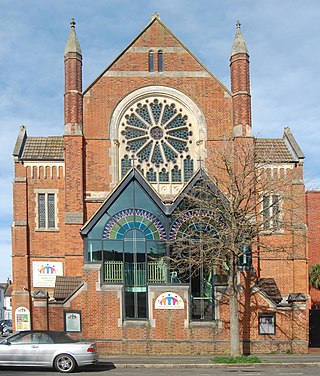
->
[[38, 192, 56, 229], [119, 96, 197, 185], [159, 169, 169, 182], [184, 156, 194, 182], [103, 208, 166, 241], [171, 165, 181, 182], [146, 168, 157, 182], [48, 194, 55, 228], [121, 155, 131, 176], [38, 193, 46, 228]]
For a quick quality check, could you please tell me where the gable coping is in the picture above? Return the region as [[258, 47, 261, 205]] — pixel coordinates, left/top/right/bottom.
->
[[83, 15, 231, 95]]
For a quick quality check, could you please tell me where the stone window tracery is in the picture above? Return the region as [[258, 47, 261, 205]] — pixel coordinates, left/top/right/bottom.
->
[[119, 96, 197, 184]]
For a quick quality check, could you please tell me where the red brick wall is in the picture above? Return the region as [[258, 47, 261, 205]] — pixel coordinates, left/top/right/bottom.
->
[[306, 190, 320, 307], [306, 191, 320, 265], [40, 266, 308, 355], [11, 18, 309, 353]]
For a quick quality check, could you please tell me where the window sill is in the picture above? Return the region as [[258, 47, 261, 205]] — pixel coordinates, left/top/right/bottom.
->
[[261, 229, 284, 235], [123, 320, 149, 328], [190, 320, 218, 328], [35, 228, 59, 232]]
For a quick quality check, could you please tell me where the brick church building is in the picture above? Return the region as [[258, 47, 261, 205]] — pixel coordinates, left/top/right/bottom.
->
[[11, 15, 309, 354]]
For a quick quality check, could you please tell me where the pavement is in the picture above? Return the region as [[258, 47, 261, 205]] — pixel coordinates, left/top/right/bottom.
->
[[2, 334, 320, 368], [99, 352, 320, 368]]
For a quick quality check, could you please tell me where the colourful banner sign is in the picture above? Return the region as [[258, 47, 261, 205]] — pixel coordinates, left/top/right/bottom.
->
[[32, 261, 63, 287], [15, 306, 31, 331], [155, 292, 184, 309]]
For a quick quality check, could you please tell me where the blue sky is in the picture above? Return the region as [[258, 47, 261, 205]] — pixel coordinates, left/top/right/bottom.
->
[[0, 0, 319, 282]]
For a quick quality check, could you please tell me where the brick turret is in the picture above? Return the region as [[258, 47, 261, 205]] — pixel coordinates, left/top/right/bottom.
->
[[63, 19, 84, 273], [230, 21, 252, 137], [64, 18, 83, 134]]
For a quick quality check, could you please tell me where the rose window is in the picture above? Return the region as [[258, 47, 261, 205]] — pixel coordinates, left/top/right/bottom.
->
[[120, 96, 196, 184]]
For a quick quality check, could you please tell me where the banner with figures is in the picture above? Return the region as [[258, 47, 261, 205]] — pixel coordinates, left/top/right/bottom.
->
[[155, 291, 184, 309], [32, 261, 63, 287]]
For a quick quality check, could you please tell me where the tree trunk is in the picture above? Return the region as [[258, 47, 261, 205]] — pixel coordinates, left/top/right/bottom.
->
[[229, 254, 241, 356]]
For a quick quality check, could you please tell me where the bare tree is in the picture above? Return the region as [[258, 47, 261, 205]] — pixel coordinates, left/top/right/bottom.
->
[[168, 139, 305, 356]]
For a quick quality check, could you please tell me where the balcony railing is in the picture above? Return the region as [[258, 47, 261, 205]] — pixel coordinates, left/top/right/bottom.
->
[[104, 261, 167, 284], [104, 261, 123, 282]]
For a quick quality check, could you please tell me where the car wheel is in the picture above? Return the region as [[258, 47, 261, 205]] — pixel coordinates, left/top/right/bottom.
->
[[54, 353, 76, 373]]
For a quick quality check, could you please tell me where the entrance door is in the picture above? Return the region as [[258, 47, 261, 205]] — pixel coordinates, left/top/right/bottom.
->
[[309, 309, 320, 347], [190, 268, 214, 320], [124, 229, 147, 319]]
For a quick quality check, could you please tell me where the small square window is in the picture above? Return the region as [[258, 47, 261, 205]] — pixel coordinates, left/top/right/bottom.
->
[[258, 313, 276, 335], [64, 310, 82, 332]]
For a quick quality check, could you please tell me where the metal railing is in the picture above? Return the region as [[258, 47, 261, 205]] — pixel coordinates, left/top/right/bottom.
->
[[104, 261, 123, 282], [104, 261, 167, 284]]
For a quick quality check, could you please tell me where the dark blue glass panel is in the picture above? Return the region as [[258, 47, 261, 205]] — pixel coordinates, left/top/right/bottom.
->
[[88, 213, 111, 239], [147, 241, 167, 258], [124, 291, 147, 319], [108, 181, 135, 216], [102, 240, 123, 261]]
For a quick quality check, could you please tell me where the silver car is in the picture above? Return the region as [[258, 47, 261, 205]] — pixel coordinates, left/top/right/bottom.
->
[[0, 330, 98, 373]]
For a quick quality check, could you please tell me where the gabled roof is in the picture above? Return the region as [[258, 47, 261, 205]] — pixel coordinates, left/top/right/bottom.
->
[[83, 14, 231, 95], [53, 276, 83, 302], [81, 167, 231, 236], [255, 138, 295, 163], [81, 167, 170, 235], [21, 137, 64, 161], [256, 278, 282, 304], [170, 168, 230, 213], [13, 125, 64, 161], [254, 127, 304, 164]]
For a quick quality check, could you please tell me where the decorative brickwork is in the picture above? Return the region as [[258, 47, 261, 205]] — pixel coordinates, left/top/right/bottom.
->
[[11, 15, 309, 355]]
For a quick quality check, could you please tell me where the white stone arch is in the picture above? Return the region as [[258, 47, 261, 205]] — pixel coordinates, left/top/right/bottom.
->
[[109, 86, 207, 198]]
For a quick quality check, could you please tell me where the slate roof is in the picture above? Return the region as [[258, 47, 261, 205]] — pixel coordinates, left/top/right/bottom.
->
[[256, 278, 282, 304], [4, 283, 13, 297], [255, 138, 296, 163], [19, 136, 297, 163], [21, 137, 64, 160], [53, 276, 83, 301]]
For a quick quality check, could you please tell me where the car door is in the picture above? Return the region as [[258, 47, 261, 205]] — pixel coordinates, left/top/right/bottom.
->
[[36, 332, 56, 365], [0, 332, 40, 365]]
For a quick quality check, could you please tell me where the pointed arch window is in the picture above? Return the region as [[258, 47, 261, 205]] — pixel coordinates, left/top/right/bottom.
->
[[84, 179, 169, 320], [148, 50, 154, 72], [170, 208, 228, 321], [184, 156, 194, 182], [158, 50, 163, 72]]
